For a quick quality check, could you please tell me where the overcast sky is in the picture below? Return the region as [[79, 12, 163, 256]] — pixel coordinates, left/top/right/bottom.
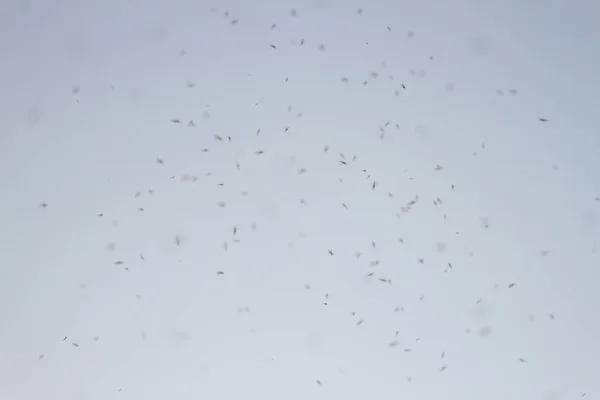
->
[[1, 0, 600, 399]]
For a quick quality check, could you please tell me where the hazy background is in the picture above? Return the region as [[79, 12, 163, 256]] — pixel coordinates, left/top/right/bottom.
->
[[1, 0, 599, 399]]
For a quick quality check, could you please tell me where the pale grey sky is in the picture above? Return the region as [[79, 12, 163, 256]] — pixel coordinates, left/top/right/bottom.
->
[[1, 0, 599, 399]]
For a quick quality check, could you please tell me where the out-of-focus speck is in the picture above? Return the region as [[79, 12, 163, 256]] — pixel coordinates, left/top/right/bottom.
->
[[439, 365, 447, 372], [539, 118, 549, 122], [540, 250, 551, 257], [270, 23, 277, 30], [389, 340, 399, 347], [357, 8, 363, 14], [289, 9, 297, 16], [407, 31, 414, 38], [38, 354, 44, 360], [217, 270, 225, 275], [39, 202, 48, 208], [508, 283, 516, 288], [149, 23, 169, 43], [93, 336, 99, 342], [518, 357, 527, 363], [316, 380, 322, 386], [156, 157, 164, 165], [319, 44, 326, 51], [549, 312, 555, 319], [477, 326, 491, 338], [141, 331, 147, 339], [71, 343, 79, 348], [175, 235, 184, 246], [26, 104, 44, 124], [469, 36, 491, 55]]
